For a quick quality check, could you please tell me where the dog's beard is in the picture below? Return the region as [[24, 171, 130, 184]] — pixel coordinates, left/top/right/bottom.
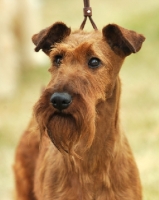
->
[[34, 93, 96, 157], [47, 113, 81, 154]]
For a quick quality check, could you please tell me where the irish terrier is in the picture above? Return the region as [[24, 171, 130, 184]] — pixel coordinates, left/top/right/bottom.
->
[[14, 22, 145, 200]]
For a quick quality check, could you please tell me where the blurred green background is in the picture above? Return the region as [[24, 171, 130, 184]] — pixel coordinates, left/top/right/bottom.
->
[[0, 0, 159, 199]]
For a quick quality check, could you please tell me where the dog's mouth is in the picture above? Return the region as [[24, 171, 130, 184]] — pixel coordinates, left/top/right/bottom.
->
[[48, 111, 74, 122]]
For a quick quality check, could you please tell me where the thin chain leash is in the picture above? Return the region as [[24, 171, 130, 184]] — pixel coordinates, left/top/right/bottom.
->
[[80, 0, 98, 30]]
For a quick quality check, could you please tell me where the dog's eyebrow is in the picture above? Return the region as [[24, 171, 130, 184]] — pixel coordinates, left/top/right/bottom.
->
[[50, 42, 93, 58], [50, 46, 68, 57], [72, 42, 98, 57]]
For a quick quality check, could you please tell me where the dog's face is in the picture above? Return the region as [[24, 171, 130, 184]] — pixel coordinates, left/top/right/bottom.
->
[[33, 22, 145, 155]]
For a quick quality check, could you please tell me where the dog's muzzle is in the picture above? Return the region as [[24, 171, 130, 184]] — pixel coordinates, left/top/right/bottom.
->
[[50, 92, 72, 111]]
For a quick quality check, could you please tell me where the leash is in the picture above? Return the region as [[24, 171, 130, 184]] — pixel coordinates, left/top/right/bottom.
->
[[80, 0, 98, 30]]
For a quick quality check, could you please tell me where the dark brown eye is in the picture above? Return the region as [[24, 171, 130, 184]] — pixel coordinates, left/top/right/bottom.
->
[[88, 57, 101, 69], [54, 55, 63, 66]]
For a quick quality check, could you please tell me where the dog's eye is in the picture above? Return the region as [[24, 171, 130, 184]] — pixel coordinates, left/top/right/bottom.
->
[[54, 55, 63, 66], [88, 57, 101, 69]]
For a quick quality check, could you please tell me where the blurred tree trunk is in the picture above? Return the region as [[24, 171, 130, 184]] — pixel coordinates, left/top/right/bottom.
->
[[0, 0, 18, 98], [0, 0, 41, 98]]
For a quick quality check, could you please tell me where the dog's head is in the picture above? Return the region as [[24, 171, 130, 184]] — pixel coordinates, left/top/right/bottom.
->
[[33, 22, 145, 155]]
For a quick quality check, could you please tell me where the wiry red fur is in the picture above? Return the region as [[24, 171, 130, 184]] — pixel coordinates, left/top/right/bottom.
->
[[14, 22, 145, 200]]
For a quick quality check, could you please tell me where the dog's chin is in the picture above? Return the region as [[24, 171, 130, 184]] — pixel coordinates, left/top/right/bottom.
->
[[46, 112, 81, 153]]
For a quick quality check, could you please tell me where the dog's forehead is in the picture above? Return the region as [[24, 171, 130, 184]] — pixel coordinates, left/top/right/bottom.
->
[[65, 30, 102, 46]]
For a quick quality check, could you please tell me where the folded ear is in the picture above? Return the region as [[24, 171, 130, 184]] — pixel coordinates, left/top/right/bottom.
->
[[32, 22, 71, 55], [102, 24, 145, 56]]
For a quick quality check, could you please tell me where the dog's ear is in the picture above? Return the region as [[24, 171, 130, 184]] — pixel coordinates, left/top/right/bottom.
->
[[32, 22, 71, 55], [102, 24, 145, 56]]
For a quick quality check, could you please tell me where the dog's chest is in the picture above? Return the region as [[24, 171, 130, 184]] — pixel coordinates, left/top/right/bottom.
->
[[43, 152, 111, 200]]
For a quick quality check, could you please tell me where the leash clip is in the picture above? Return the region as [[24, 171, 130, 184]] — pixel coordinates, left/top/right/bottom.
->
[[83, 7, 92, 17]]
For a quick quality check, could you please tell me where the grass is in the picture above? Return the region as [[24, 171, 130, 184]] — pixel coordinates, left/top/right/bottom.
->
[[0, 1, 159, 199]]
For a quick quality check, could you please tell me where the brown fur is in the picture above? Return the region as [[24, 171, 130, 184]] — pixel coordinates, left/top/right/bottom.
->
[[14, 22, 145, 200]]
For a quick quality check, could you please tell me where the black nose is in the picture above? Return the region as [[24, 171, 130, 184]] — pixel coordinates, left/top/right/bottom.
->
[[50, 92, 72, 111]]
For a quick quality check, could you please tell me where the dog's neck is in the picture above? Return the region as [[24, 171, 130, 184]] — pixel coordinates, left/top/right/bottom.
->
[[85, 77, 121, 160], [96, 76, 121, 146]]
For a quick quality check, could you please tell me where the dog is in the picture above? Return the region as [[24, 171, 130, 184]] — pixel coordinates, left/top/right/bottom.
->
[[14, 22, 145, 200]]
